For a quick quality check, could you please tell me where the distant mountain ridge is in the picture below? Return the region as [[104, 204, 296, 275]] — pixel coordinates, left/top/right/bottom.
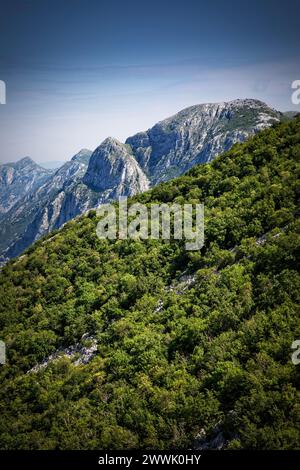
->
[[0, 149, 93, 261], [0, 99, 289, 263], [0, 157, 53, 216], [126, 99, 281, 183]]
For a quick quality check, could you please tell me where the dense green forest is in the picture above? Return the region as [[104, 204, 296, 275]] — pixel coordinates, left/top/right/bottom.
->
[[0, 117, 299, 449]]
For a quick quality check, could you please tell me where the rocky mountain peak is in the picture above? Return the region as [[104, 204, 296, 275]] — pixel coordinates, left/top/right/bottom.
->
[[0, 98, 291, 264], [15, 156, 36, 167], [71, 148, 93, 164], [83, 138, 149, 194], [125, 98, 281, 184], [0, 156, 53, 216]]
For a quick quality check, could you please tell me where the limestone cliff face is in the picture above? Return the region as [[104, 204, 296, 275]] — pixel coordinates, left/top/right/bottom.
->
[[126, 99, 281, 183], [0, 143, 149, 261], [0, 150, 93, 261], [83, 137, 149, 196]]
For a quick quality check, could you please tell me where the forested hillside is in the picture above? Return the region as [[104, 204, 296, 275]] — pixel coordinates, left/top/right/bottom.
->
[[0, 117, 299, 449]]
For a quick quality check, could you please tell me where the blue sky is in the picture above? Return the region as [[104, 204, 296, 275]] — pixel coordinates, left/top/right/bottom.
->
[[0, 0, 299, 164]]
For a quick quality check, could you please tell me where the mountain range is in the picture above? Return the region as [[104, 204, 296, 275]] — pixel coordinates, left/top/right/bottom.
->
[[0, 116, 299, 449], [0, 99, 292, 264]]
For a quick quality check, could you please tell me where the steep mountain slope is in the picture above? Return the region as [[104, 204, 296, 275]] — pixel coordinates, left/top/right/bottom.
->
[[0, 144, 149, 263], [0, 99, 287, 263], [126, 99, 282, 183], [0, 157, 53, 215], [0, 117, 299, 450]]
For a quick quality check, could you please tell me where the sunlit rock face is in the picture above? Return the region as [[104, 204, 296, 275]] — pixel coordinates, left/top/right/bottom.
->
[[126, 99, 281, 183], [83, 137, 150, 195], [0, 99, 284, 263]]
